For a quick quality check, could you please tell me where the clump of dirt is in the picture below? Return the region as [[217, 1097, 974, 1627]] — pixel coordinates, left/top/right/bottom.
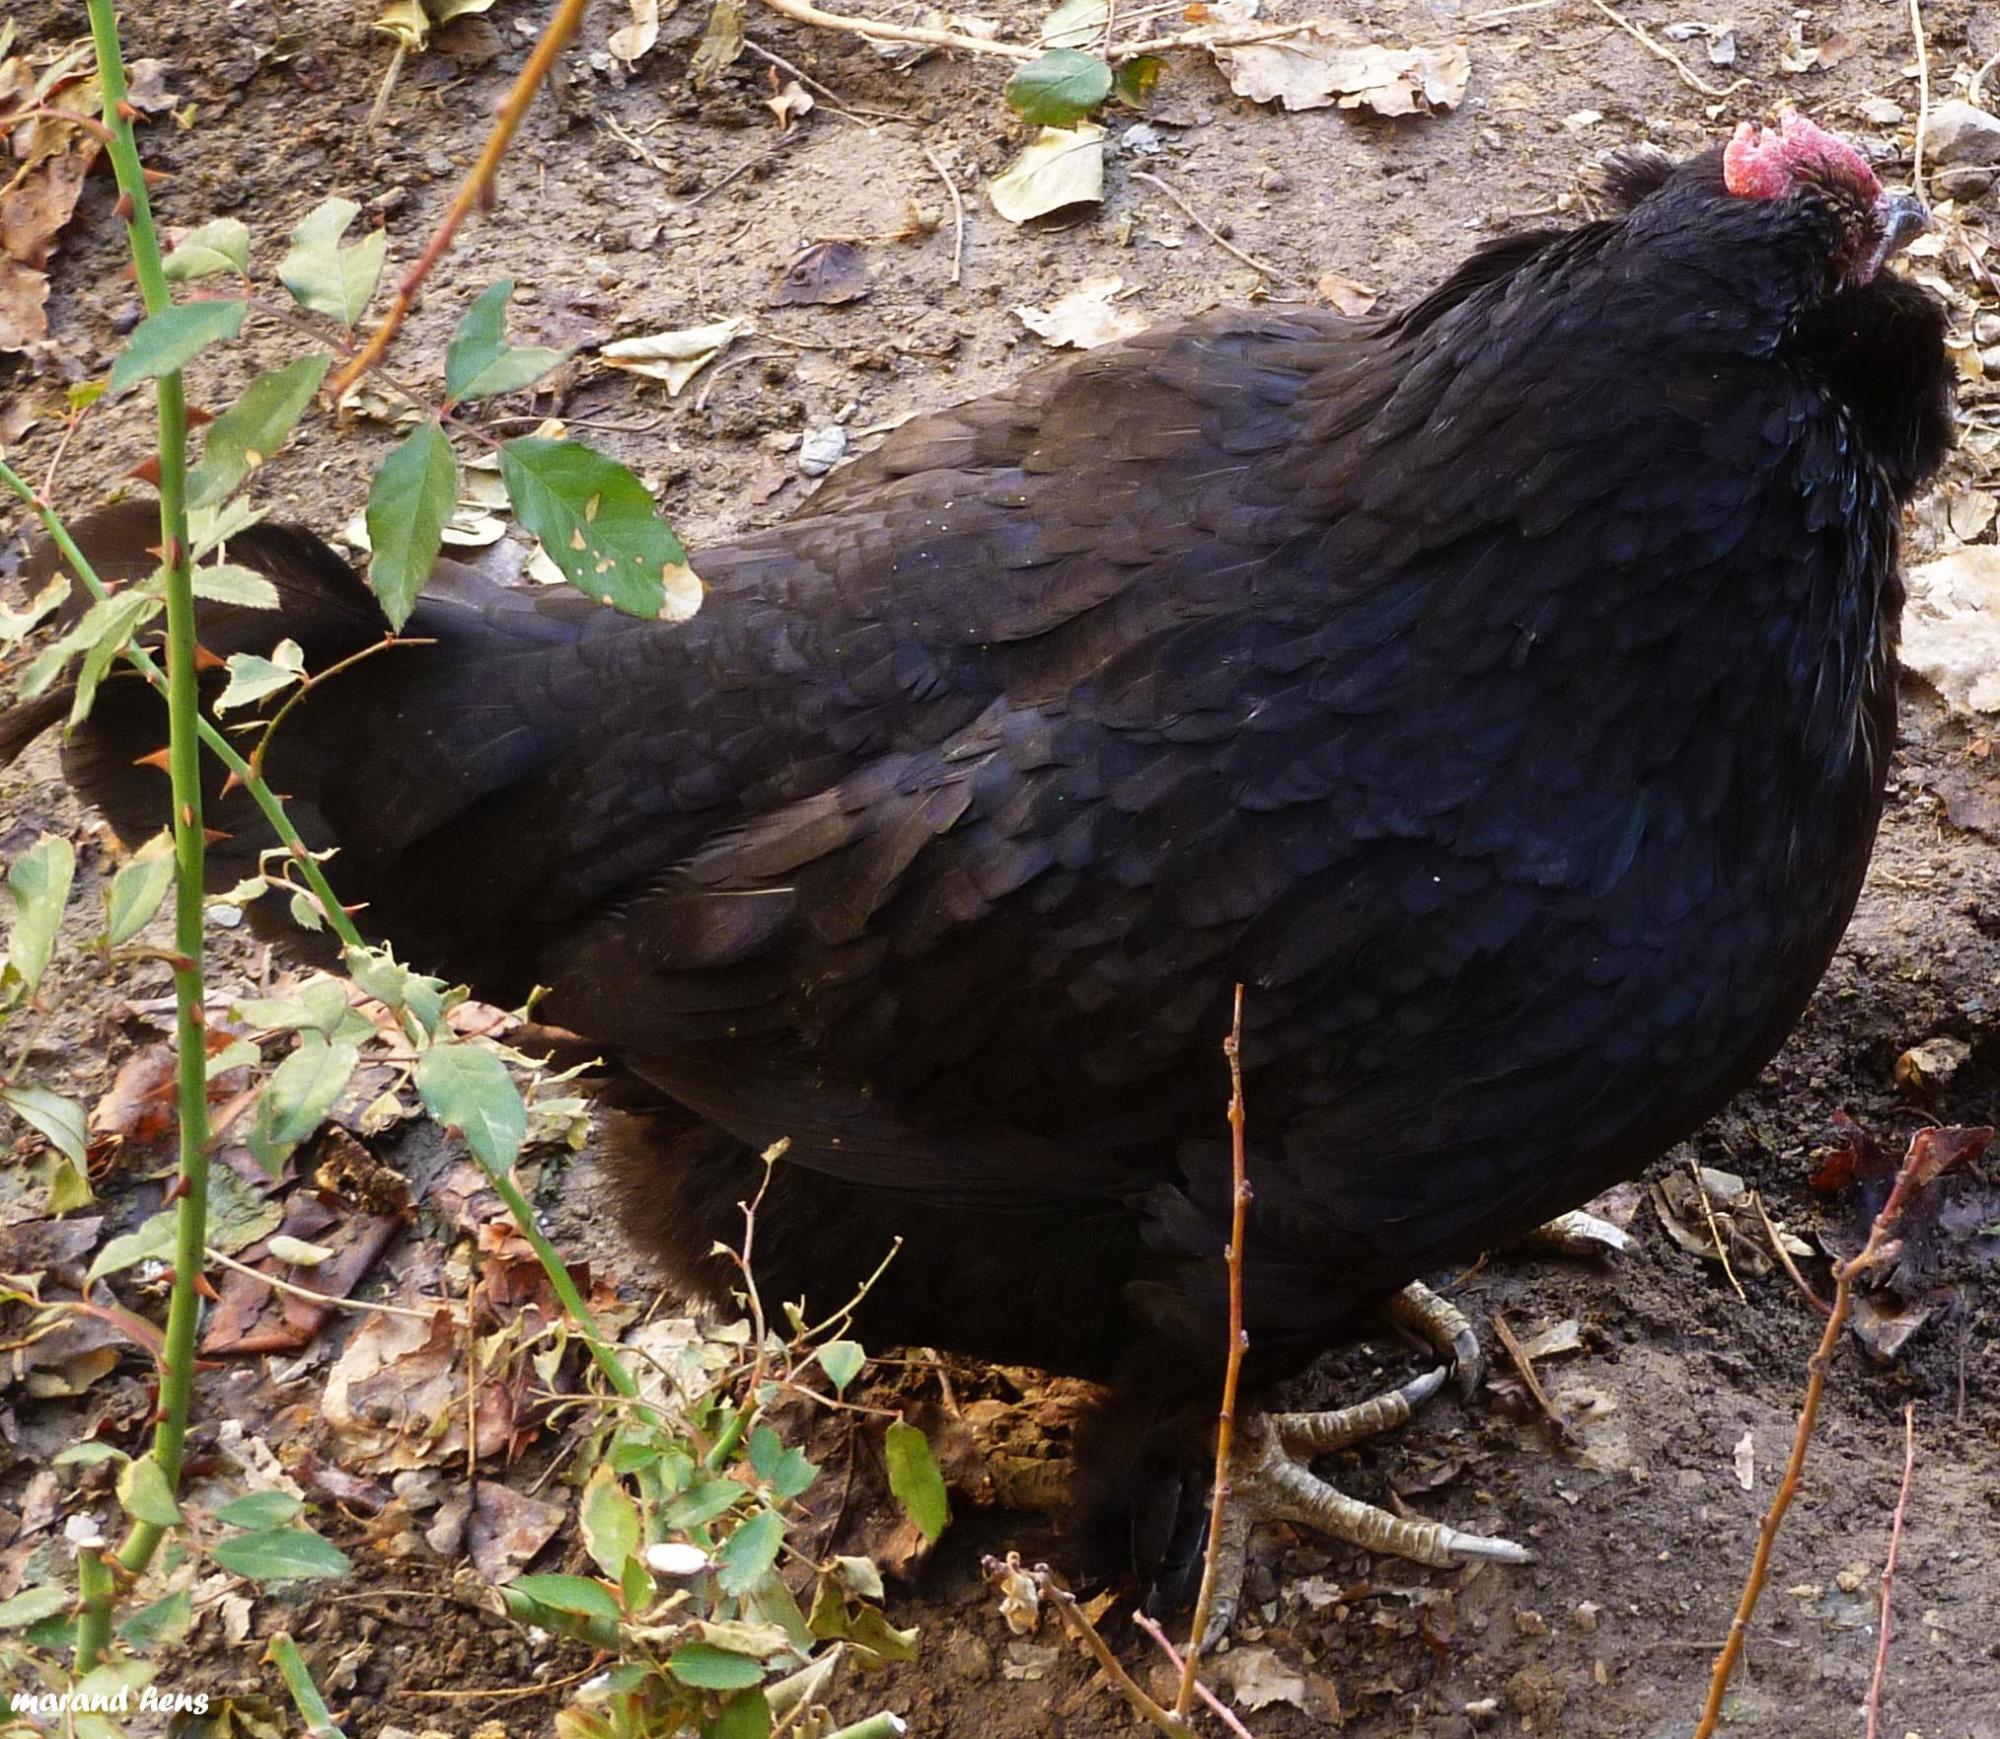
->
[[2, 0, 1999, 1733]]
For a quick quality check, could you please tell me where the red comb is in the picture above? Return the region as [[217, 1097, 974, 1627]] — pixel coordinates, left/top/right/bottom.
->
[[1723, 113, 1880, 201]]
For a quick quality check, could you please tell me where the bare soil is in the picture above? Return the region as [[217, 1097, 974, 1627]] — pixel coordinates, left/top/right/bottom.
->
[[3, 0, 2000, 1733]]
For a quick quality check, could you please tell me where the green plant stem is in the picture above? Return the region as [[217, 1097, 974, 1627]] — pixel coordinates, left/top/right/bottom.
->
[[0, 463, 363, 952], [68, 0, 208, 1669]]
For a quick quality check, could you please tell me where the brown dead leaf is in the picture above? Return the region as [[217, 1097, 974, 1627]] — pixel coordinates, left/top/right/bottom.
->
[[608, 0, 665, 63], [764, 77, 813, 131], [1215, 29, 1468, 117], [0, 138, 97, 351], [1014, 275, 1148, 350], [769, 240, 870, 307], [1316, 270, 1378, 316], [201, 1192, 403, 1356], [322, 1303, 465, 1471]]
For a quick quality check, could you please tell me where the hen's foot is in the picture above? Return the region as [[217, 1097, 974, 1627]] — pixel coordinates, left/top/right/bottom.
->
[[1199, 1371, 1529, 1648]]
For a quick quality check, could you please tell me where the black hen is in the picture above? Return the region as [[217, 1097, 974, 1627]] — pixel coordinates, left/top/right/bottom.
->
[[4, 119, 1951, 1522]]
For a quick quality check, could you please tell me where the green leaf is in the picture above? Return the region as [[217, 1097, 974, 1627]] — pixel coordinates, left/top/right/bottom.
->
[[109, 299, 247, 392], [748, 1427, 817, 1502], [248, 1033, 360, 1174], [1039, 0, 1107, 47], [53, 1442, 127, 1468], [499, 437, 690, 619], [668, 1643, 768, 1691], [67, 592, 163, 728], [1005, 49, 1113, 125], [191, 563, 282, 609], [187, 355, 332, 509], [815, 1340, 865, 1395], [20, 587, 149, 698], [118, 1588, 193, 1652], [163, 218, 251, 282], [364, 419, 456, 630], [580, 1466, 642, 1584], [267, 1632, 346, 1739], [216, 1491, 304, 1529], [831, 1554, 883, 1600], [235, 978, 354, 1036], [87, 1206, 177, 1283], [104, 832, 176, 947], [445, 280, 569, 404], [1, 1084, 87, 1164], [715, 1509, 786, 1598], [214, 638, 306, 713], [704, 1690, 774, 1739], [117, 1454, 183, 1527], [45, 1152, 93, 1214], [278, 199, 387, 326], [883, 1421, 949, 1542], [343, 946, 446, 1036], [416, 1041, 525, 1174], [1111, 53, 1164, 106], [508, 1573, 623, 1623], [0, 1583, 73, 1630], [210, 1526, 352, 1583], [665, 1477, 747, 1531], [4, 832, 74, 1003]]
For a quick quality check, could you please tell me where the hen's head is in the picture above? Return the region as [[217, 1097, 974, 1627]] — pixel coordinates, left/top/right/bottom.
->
[[1721, 112, 1927, 286]]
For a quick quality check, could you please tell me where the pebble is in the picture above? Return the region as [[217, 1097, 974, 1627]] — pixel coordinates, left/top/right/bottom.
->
[[1925, 100, 2000, 168], [798, 425, 848, 475]]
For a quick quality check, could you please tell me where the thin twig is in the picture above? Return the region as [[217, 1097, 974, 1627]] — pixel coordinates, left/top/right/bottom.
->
[[205, 1247, 464, 1325], [1971, 48, 2000, 114], [924, 146, 965, 286], [1132, 1613, 1256, 1739], [1907, 0, 1930, 204], [1693, 1129, 1973, 1739], [1131, 172, 1287, 285], [1864, 1402, 1918, 1739], [1491, 1309, 1575, 1443], [329, 0, 592, 403], [1749, 1190, 1830, 1316], [755, 0, 1037, 60], [1586, 0, 1747, 99], [1178, 984, 1251, 1715], [742, 39, 900, 123], [1688, 1158, 1748, 1306], [990, 1562, 1190, 1735]]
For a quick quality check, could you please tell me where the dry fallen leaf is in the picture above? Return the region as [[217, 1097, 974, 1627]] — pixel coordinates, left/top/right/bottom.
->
[[769, 240, 869, 307], [1316, 270, 1378, 316], [1014, 275, 1148, 350], [599, 315, 748, 394], [764, 77, 813, 130], [988, 123, 1107, 224], [1903, 545, 2000, 715], [1215, 29, 1468, 117], [608, 0, 666, 63]]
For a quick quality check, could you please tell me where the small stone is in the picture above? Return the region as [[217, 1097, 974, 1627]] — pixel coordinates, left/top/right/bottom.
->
[[798, 425, 848, 476], [1513, 1607, 1549, 1635], [1574, 1600, 1601, 1633], [1258, 166, 1292, 192], [1975, 313, 2000, 346], [1935, 166, 1995, 203], [1925, 100, 2000, 168]]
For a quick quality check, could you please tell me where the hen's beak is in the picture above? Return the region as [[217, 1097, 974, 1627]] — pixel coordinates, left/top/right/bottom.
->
[[1862, 189, 1930, 282]]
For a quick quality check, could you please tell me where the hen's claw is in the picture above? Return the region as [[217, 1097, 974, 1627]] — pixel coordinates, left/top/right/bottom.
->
[[1519, 1208, 1631, 1259], [1384, 1279, 1483, 1399]]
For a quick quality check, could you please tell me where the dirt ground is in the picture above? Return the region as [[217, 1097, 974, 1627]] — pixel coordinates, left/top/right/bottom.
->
[[4, 0, 2000, 1732]]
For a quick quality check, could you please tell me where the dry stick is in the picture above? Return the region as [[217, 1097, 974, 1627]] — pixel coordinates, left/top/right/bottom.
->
[[1907, 0, 1930, 204], [753, 0, 1342, 66], [1749, 1190, 1831, 1316], [924, 145, 966, 285], [1864, 1401, 1918, 1739], [1491, 1309, 1574, 1442], [1972, 47, 2000, 114], [1177, 983, 1252, 1717], [1131, 172, 1288, 285], [1586, 0, 1747, 99], [1692, 1135, 1950, 1739], [328, 0, 592, 404], [1132, 1613, 1257, 1739]]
